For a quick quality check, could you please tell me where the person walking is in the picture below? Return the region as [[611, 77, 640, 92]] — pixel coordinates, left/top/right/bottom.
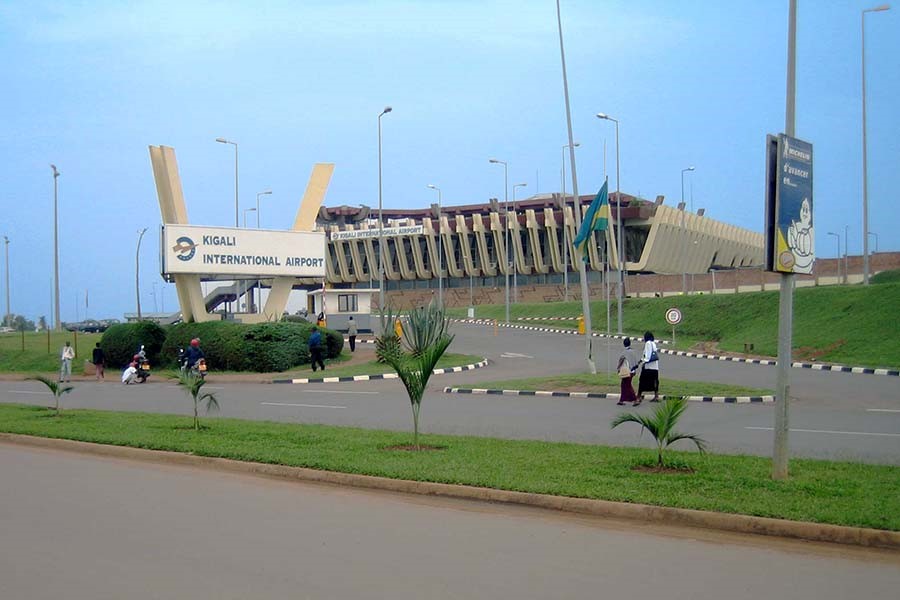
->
[[92, 342, 105, 381], [59, 341, 75, 382], [308, 326, 325, 372], [347, 316, 358, 353], [616, 338, 639, 406], [638, 331, 661, 402]]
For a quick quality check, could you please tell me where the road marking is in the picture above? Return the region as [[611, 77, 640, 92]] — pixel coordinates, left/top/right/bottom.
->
[[745, 426, 900, 438], [301, 390, 378, 395], [167, 385, 224, 390], [500, 352, 534, 359], [7, 390, 52, 395], [866, 409, 900, 413], [261, 402, 347, 409]]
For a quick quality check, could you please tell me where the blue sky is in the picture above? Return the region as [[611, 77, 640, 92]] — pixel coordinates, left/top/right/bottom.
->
[[1, 0, 897, 322]]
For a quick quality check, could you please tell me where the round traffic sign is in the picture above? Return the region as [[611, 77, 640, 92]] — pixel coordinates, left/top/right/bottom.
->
[[665, 308, 682, 325]]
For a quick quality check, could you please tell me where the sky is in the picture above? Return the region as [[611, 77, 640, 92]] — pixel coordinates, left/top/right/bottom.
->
[[1, 0, 897, 323]]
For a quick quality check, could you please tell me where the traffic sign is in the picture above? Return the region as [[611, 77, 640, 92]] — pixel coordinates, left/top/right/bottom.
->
[[665, 308, 682, 326]]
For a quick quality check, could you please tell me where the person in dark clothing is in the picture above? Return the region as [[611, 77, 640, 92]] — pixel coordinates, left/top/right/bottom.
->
[[308, 327, 325, 372], [347, 316, 358, 352], [184, 338, 205, 368], [92, 342, 105, 381]]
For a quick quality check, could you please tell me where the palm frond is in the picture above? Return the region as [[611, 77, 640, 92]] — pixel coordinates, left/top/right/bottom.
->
[[199, 391, 220, 413], [611, 412, 657, 435], [666, 431, 708, 454]]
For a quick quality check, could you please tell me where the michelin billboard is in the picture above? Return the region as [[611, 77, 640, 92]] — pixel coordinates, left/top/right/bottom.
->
[[162, 224, 326, 278], [765, 134, 814, 274]]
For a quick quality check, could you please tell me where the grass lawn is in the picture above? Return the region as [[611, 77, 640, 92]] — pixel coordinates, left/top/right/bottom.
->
[[0, 403, 896, 531], [474, 373, 772, 396], [0, 330, 102, 373], [449, 282, 900, 368]]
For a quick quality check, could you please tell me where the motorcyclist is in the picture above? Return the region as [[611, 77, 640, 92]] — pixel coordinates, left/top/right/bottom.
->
[[184, 338, 205, 369]]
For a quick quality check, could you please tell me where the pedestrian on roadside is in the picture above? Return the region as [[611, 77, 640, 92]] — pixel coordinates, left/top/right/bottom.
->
[[59, 341, 75, 383], [616, 338, 639, 406], [347, 316, 358, 353], [92, 342, 105, 381], [308, 326, 325, 372], [638, 331, 661, 402], [121, 361, 138, 385]]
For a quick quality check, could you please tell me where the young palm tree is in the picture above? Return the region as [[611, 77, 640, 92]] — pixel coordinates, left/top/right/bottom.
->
[[611, 397, 707, 467], [175, 371, 219, 431], [384, 300, 454, 450], [28, 375, 73, 417], [375, 303, 402, 364]]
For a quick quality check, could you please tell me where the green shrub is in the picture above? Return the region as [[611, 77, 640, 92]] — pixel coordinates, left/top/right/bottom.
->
[[871, 270, 900, 285], [100, 322, 167, 368], [161, 321, 344, 372]]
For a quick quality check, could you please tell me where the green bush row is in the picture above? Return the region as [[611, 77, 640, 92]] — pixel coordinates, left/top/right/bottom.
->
[[101, 321, 343, 372]]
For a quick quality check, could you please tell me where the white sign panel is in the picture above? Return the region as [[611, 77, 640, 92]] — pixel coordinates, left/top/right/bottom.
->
[[330, 225, 424, 241], [162, 225, 326, 277], [665, 308, 682, 325]]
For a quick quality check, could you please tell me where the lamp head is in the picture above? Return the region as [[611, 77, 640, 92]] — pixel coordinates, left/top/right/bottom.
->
[[427, 184, 437, 190], [687, 166, 695, 171], [514, 182, 527, 187], [50, 164, 59, 176], [596, 113, 608, 120], [215, 137, 228, 143], [867, 4, 890, 11], [381, 106, 392, 115]]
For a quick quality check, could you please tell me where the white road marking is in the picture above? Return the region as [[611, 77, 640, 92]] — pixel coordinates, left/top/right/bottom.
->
[[301, 390, 378, 395], [500, 352, 534, 359], [866, 409, 900, 413], [745, 426, 900, 438], [7, 390, 52, 395], [261, 402, 347, 409]]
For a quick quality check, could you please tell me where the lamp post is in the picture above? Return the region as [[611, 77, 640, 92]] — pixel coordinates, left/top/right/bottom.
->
[[560, 142, 579, 302], [512, 182, 527, 303], [3, 236, 9, 329], [377, 106, 392, 313], [680, 166, 695, 294], [50, 164, 61, 330], [827, 231, 841, 282], [243, 207, 256, 228], [862, 4, 891, 285], [427, 184, 443, 307], [596, 113, 623, 333], [256, 190, 271, 229], [489, 158, 510, 324], [242, 208, 257, 312], [136, 228, 148, 321], [868, 231, 879, 253], [215, 138, 239, 228]]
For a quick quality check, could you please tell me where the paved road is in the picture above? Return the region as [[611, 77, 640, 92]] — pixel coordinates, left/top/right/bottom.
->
[[2, 324, 898, 463], [2, 443, 897, 600]]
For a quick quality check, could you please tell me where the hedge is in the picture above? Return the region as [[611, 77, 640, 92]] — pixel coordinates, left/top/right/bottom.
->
[[100, 322, 168, 368]]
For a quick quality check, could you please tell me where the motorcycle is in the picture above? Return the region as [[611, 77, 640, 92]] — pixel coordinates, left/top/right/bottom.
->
[[136, 358, 151, 383], [178, 348, 207, 380]]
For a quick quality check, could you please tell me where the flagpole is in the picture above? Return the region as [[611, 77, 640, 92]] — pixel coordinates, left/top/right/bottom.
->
[[556, 0, 595, 374]]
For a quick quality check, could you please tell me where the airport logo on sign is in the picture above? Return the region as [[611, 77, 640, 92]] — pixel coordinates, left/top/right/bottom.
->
[[173, 236, 197, 261]]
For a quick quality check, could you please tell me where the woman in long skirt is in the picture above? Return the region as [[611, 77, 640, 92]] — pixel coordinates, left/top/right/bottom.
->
[[617, 338, 639, 406], [638, 331, 660, 401]]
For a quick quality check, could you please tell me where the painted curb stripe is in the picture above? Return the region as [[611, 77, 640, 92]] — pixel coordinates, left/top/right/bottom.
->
[[271, 359, 489, 385], [442, 387, 775, 404]]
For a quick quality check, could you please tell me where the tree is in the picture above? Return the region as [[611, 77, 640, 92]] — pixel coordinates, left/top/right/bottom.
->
[[374, 303, 402, 364], [611, 397, 707, 467], [38, 316, 47, 331], [28, 375, 73, 416], [2, 313, 35, 331], [383, 300, 454, 450], [175, 371, 219, 431]]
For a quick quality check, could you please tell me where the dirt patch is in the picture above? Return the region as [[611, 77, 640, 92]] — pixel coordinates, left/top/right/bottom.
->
[[382, 444, 447, 452], [794, 339, 846, 363], [631, 464, 695, 475]]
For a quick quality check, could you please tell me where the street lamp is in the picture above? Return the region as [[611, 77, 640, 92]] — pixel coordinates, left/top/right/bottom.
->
[[256, 190, 271, 229], [243, 207, 256, 228], [50, 164, 61, 330], [489, 158, 510, 324], [242, 207, 258, 312], [681, 166, 695, 294], [377, 106, 392, 313], [512, 182, 528, 304], [862, 4, 890, 285], [560, 142, 579, 302], [215, 138, 239, 228], [3, 236, 9, 329], [868, 231, 879, 253], [596, 113, 623, 333], [427, 184, 443, 307], [827, 231, 842, 282], [136, 228, 148, 321]]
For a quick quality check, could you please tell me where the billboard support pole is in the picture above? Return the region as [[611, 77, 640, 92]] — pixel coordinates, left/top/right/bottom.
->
[[773, 0, 797, 481]]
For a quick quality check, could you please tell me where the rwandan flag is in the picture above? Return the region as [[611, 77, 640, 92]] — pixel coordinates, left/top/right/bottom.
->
[[573, 180, 609, 255]]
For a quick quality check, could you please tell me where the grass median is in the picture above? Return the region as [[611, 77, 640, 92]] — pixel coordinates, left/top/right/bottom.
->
[[0, 403, 896, 531], [473, 374, 772, 396]]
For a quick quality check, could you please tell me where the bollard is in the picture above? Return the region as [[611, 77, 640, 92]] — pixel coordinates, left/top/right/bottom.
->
[[577, 314, 585, 335]]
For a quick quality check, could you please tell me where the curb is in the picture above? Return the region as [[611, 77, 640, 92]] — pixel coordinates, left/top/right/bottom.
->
[[451, 319, 671, 345], [442, 387, 775, 404], [453, 319, 899, 377], [2, 433, 896, 550], [272, 358, 489, 384]]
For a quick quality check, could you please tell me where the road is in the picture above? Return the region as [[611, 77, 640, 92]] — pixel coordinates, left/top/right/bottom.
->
[[1, 443, 897, 600], [2, 323, 898, 463]]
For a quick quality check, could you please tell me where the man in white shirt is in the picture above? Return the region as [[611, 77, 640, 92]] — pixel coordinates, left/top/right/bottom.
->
[[59, 341, 75, 383], [121, 363, 138, 385]]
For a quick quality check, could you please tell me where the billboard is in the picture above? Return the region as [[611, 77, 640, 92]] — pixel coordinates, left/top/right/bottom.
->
[[330, 225, 424, 241], [765, 133, 814, 274], [162, 224, 326, 278]]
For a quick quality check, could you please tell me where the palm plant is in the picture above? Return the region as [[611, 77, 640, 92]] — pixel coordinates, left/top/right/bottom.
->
[[384, 299, 454, 450], [28, 375, 73, 416], [375, 303, 402, 364], [175, 371, 219, 431], [611, 397, 707, 467]]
